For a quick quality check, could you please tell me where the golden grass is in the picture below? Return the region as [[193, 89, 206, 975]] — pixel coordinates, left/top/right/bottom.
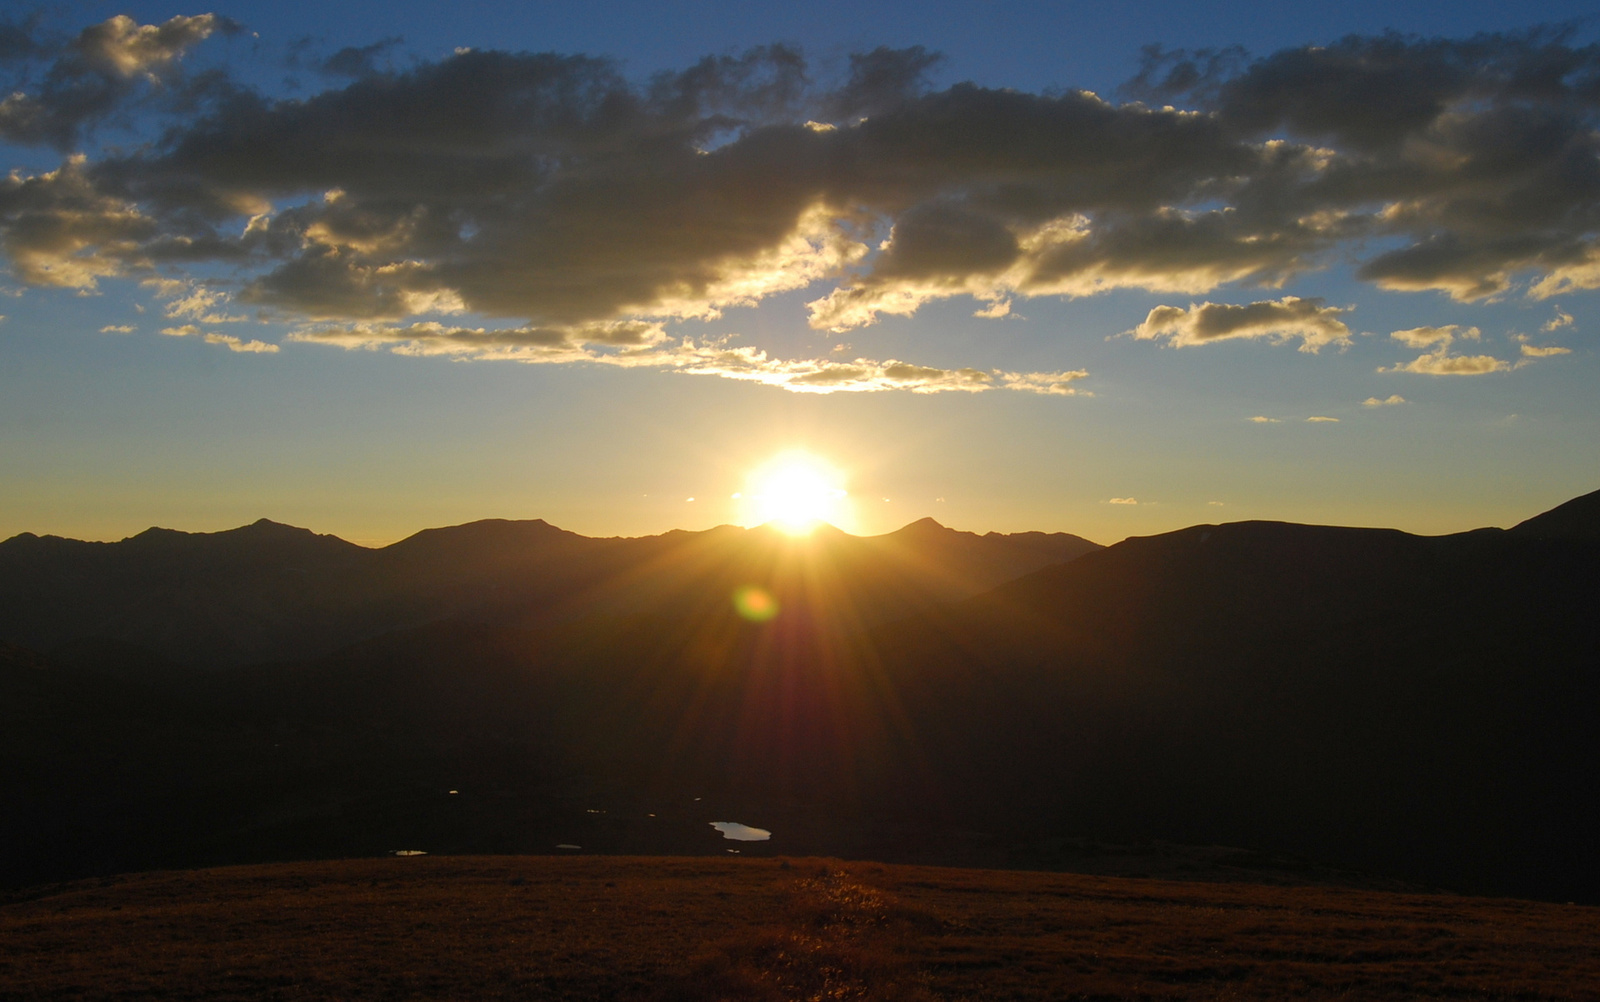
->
[[2, 856, 1597, 1000]]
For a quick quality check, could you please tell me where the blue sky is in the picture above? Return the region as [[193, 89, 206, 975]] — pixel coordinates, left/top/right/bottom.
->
[[2, 1, 1597, 543]]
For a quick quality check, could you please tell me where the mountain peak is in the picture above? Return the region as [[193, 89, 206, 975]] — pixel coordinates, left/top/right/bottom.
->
[[235, 518, 314, 536], [125, 519, 314, 542]]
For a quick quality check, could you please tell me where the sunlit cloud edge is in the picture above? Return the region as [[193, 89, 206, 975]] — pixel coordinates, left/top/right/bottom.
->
[[287, 322, 1091, 396]]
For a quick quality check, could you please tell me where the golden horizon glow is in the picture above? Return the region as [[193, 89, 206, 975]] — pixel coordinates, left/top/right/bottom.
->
[[741, 451, 851, 535]]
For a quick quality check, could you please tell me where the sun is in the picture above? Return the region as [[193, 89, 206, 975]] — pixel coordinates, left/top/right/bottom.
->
[[741, 451, 850, 535]]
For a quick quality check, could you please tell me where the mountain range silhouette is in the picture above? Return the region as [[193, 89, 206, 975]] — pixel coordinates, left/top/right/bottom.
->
[[0, 516, 1098, 666], [2, 490, 1597, 901]]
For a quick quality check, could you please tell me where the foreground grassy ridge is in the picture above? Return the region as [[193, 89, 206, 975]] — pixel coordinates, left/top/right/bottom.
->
[[2, 856, 1597, 1000]]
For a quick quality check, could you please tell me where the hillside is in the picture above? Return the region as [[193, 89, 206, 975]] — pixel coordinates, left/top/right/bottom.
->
[[860, 519, 1600, 899], [3, 856, 1597, 1001], [1510, 485, 1600, 543]]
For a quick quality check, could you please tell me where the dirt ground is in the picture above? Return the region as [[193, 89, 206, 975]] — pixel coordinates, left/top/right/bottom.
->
[[3, 855, 1597, 1000]]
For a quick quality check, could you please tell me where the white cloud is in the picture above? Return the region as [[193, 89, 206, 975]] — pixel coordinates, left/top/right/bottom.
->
[[1362, 394, 1406, 406], [1306, 415, 1339, 422]]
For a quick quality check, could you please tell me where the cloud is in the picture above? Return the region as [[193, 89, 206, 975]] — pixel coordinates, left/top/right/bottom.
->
[[1108, 497, 1138, 504], [1362, 394, 1406, 406], [691, 354, 1003, 394], [1508, 328, 1571, 361], [1248, 415, 1280, 423], [290, 321, 1090, 395], [98, 323, 134, 333], [807, 200, 1336, 331], [822, 45, 945, 121], [1148, 30, 1600, 303], [73, 14, 224, 78], [158, 283, 246, 323], [1131, 297, 1351, 351], [1389, 325, 1474, 350], [993, 369, 1091, 396], [6, 25, 1600, 378], [1542, 308, 1574, 332], [160, 320, 277, 352], [0, 17, 46, 64], [0, 15, 232, 149], [1305, 415, 1339, 422], [290, 319, 669, 356], [1382, 350, 1510, 375], [0, 155, 153, 287], [1520, 343, 1571, 357], [205, 333, 278, 353], [318, 37, 404, 79], [1382, 324, 1509, 374]]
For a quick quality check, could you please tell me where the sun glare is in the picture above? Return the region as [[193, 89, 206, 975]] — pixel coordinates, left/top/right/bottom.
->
[[742, 452, 850, 535]]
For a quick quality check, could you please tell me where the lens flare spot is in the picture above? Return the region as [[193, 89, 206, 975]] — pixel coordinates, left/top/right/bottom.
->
[[733, 585, 779, 622]]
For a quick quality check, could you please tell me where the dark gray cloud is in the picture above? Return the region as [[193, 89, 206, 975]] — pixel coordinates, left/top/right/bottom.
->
[[5, 17, 1600, 349], [1142, 29, 1600, 302], [822, 45, 944, 121], [1121, 43, 1249, 107], [0, 14, 235, 149], [320, 37, 404, 79], [0, 15, 47, 63]]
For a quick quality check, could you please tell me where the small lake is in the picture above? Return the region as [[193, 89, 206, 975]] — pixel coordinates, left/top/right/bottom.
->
[[710, 821, 771, 841]]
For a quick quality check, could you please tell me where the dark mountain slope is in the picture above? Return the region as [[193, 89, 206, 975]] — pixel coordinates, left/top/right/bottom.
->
[[1509, 485, 1600, 542], [855, 519, 1600, 898]]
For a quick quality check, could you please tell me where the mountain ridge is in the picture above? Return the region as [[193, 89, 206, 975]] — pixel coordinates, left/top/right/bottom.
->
[[0, 515, 1102, 667], [3, 489, 1597, 899]]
